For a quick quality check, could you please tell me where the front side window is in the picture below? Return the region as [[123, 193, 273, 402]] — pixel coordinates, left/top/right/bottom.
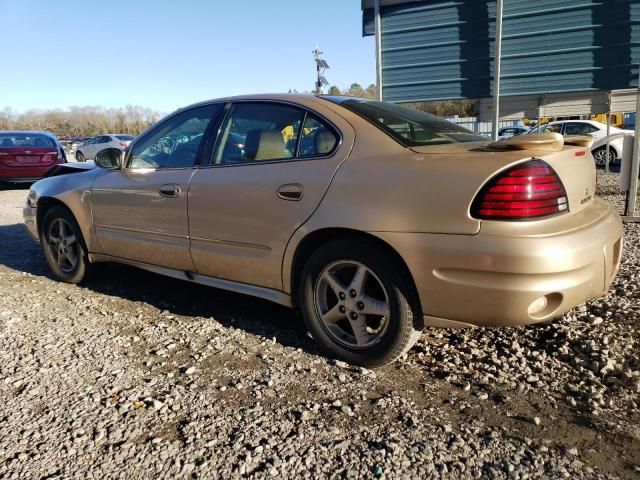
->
[[214, 103, 305, 165], [323, 96, 486, 146], [564, 123, 599, 135], [128, 104, 221, 169], [541, 124, 563, 134]]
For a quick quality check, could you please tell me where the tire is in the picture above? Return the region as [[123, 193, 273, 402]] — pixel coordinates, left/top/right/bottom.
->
[[40, 206, 90, 284], [76, 151, 85, 162], [299, 239, 422, 367], [592, 147, 615, 167]]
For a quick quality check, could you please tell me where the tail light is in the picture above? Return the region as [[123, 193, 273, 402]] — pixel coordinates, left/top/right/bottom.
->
[[471, 160, 568, 220], [119, 142, 128, 147]]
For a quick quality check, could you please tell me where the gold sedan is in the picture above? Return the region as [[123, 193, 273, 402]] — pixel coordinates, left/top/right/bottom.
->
[[23, 95, 623, 367]]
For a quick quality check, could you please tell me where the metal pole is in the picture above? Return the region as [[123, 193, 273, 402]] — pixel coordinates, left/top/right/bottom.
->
[[491, 0, 504, 141], [605, 112, 611, 173], [374, 0, 383, 101], [626, 83, 640, 218]]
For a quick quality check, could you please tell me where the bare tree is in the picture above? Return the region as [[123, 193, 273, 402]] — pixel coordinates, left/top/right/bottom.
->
[[331, 84, 476, 116], [0, 105, 163, 137]]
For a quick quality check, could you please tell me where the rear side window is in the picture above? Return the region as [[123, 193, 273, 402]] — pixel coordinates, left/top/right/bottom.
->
[[128, 104, 222, 169], [299, 114, 338, 156], [0, 133, 56, 147], [213, 103, 305, 165], [323, 97, 485, 146], [213, 103, 339, 165]]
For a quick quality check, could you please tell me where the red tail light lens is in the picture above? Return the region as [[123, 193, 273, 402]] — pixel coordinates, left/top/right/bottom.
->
[[471, 160, 568, 220]]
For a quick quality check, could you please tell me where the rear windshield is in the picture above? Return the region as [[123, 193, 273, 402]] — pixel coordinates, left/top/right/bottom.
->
[[115, 135, 134, 141], [0, 133, 57, 148], [323, 97, 486, 146]]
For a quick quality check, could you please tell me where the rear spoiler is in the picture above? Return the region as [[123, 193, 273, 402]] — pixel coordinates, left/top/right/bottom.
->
[[486, 133, 593, 152]]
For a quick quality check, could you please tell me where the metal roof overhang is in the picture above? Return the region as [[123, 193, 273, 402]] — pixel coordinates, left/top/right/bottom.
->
[[362, 0, 639, 105]]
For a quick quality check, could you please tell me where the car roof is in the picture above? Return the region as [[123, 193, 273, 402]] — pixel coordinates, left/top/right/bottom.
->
[[548, 119, 600, 126], [0, 130, 56, 136], [184, 93, 318, 108]]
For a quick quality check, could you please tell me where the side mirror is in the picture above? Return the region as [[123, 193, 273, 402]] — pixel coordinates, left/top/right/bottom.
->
[[94, 148, 123, 169]]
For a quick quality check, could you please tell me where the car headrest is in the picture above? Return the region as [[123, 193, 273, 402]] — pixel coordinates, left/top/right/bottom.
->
[[245, 129, 288, 161], [314, 128, 336, 154]]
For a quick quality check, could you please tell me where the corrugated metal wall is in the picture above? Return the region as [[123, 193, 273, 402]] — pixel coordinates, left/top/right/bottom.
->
[[363, 0, 640, 103]]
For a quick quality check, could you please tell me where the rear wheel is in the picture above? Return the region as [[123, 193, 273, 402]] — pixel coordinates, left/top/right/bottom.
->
[[75, 151, 85, 162], [40, 207, 90, 284], [592, 147, 615, 167], [299, 239, 422, 367]]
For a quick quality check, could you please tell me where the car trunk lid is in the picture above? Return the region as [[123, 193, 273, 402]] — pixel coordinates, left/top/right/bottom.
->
[[0, 147, 60, 167], [410, 133, 597, 218]]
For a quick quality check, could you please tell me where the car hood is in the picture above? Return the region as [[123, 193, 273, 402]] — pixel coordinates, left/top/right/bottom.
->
[[44, 160, 97, 178]]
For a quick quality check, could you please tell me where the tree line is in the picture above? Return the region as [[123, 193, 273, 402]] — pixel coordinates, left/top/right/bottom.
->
[[0, 105, 162, 138], [0, 85, 478, 139], [326, 83, 477, 117]]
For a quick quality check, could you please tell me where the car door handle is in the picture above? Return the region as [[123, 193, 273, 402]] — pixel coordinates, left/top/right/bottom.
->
[[159, 184, 182, 198], [277, 183, 303, 201]]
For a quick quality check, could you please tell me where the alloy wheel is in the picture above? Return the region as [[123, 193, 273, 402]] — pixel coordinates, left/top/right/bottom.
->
[[593, 148, 613, 166], [46, 218, 79, 273], [314, 260, 390, 349]]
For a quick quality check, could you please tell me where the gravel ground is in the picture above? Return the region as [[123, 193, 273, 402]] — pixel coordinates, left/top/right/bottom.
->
[[0, 172, 638, 479]]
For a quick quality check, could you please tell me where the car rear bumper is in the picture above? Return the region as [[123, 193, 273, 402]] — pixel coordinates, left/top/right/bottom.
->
[[23, 203, 38, 242], [374, 199, 624, 327], [0, 165, 55, 182]]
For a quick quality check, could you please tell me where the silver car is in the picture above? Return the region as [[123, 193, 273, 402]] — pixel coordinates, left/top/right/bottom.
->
[[75, 134, 134, 162]]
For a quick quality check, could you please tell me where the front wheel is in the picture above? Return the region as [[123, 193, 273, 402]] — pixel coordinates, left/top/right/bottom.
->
[[299, 239, 422, 367], [40, 207, 90, 284]]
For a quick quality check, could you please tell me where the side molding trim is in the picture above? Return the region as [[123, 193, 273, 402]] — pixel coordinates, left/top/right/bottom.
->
[[88, 253, 293, 307]]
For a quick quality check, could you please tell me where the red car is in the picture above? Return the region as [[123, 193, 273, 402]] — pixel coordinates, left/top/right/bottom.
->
[[0, 131, 67, 184]]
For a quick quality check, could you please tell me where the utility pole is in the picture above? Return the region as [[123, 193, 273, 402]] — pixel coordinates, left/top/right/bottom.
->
[[313, 47, 329, 94], [374, 0, 382, 100], [491, 0, 504, 141]]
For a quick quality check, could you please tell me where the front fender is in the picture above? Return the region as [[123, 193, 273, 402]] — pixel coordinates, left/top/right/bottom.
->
[[30, 168, 103, 254]]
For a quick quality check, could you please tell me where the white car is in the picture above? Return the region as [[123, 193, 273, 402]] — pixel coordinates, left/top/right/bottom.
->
[[531, 120, 633, 166], [75, 134, 134, 162]]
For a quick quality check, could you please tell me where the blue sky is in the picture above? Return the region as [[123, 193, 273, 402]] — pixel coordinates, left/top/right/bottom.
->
[[0, 1, 374, 113]]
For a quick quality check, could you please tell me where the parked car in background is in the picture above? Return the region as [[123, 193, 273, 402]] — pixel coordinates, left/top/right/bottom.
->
[[529, 120, 633, 166], [497, 126, 529, 140], [75, 134, 134, 162], [0, 131, 66, 184], [69, 137, 91, 152], [23, 95, 622, 367]]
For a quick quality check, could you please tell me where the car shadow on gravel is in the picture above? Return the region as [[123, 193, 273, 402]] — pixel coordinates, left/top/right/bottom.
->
[[85, 262, 317, 352], [0, 223, 321, 357], [0, 183, 32, 191]]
